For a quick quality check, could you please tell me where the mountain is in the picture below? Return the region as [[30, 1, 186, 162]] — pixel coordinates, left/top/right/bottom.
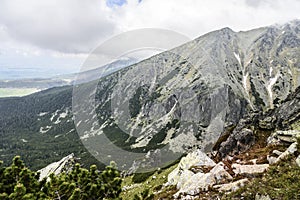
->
[[0, 57, 137, 97], [0, 20, 299, 171]]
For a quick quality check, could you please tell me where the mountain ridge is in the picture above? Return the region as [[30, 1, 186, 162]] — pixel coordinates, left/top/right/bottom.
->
[[0, 20, 299, 172]]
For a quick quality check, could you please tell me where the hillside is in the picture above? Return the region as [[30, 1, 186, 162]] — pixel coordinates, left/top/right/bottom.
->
[[0, 20, 300, 175]]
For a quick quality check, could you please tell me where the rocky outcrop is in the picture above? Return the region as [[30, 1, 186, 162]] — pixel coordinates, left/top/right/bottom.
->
[[213, 178, 249, 192], [38, 154, 76, 181], [166, 124, 300, 198], [167, 150, 216, 186], [267, 130, 300, 144], [232, 163, 269, 175]]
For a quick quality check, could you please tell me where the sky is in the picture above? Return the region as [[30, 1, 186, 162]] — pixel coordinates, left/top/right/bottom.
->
[[0, 0, 300, 77]]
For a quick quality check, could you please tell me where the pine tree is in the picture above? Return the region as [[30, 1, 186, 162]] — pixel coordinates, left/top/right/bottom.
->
[[0, 156, 123, 199]]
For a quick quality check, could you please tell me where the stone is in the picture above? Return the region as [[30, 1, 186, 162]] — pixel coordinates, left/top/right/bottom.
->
[[209, 162, 233, 184], [232, 163, 269, 175], [176, 170, 195, 189], [267, 155, 277, 165], [255, 193, 271, 200], [259, 116, 276, 130], [172, 162, 233, 198], [272, 150, 283, 156], [275, 142, 298, 163], [213, 178, 249, 192], [268, 130, 300, 145], [38, 153, 75, 181], [173, 172, 216, 198], [296, 155, 300, 167], [167, 149, 215, 186], [219, 127, 255, 157]]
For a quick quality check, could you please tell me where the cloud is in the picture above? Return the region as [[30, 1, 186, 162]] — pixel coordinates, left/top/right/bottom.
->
[[0, 0, 116, 53], [0, 0, 299, 72], [114, 0, 300, 39]]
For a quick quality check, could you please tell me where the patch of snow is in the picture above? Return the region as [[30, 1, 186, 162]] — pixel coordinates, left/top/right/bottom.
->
[[80, 122, 106, 140], [21, 139, 28, 143], [66, 129, 75, 135], [269, 66, 273, 77], [76, 121, 82, 127], [55, 134, 62, 138], [131, 135, 153, 148], [267, 72, 280, 107], [54, 110, 69, 124], [234, 52, 241, 66], [38, 112, 48, 117], [50, 110, 60, 122], [242, 72, 249, 94], [40, 126, 52, 133]]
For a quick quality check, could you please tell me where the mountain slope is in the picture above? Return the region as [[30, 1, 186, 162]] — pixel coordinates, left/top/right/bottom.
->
[[0, 20, 300, 171]]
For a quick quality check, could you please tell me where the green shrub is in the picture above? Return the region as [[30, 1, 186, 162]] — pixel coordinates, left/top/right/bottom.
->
[[0, 156, 123, 199]]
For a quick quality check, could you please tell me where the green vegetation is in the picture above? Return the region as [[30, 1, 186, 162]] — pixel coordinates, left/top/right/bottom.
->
[[225, 156, 300, 200], [121, 164, 178, 200], [0, 88, 40, 98], [0, 156, 122, 199], [133, 188, 155, 200]]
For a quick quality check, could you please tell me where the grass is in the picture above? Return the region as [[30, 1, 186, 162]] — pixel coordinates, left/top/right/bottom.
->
[[225, 156, 300, 200], [121, 164, 178, 200], [0, 88, 40, 97], [291, 120, 300, 131]]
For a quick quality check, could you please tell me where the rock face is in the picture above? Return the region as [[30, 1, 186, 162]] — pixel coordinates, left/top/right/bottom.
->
[[38, 154, 75, 181], [267, 130, 300, 144]]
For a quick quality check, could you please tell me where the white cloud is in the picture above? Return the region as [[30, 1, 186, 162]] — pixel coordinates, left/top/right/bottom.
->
[[0, 0, 299, 73], [114, 0, 300, 39], [0, 0, 115, 53]]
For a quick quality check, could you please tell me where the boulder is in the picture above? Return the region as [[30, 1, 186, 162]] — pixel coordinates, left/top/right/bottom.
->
[[167, 149, 215, 186], [275, 142, 298, 163], [172, 162, 232, 198], [296, 155, 300, 167], [255, 194, 271, 200], [209, 162, 233, 184], [267, 130, 300, 145], [213, 178, 249, 192], [232, 163, 269, 175], [259, 116, 276, 130], [219, 127, 255, 157], [267, 155, 277, 165]]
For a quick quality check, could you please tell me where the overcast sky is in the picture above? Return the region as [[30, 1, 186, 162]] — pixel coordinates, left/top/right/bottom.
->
[[0, 0, 299, 76]]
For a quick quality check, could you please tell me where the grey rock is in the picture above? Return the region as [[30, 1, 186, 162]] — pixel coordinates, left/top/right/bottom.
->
[[275, 142, 298, 163], [167, 149, 216, 186], [259, 116, 276, 130], [219, 127, 255, 157], [210, 162, 233, 184], [267, 155, 277, 165], [213, 178, 249, 192], [255, 194, 271, 200], [268, 130, 300, 145], [232, 163, 269, 175], [296, 155, 300, 167], [37, 153, 75, 181], [272, 150, 283, 156]]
